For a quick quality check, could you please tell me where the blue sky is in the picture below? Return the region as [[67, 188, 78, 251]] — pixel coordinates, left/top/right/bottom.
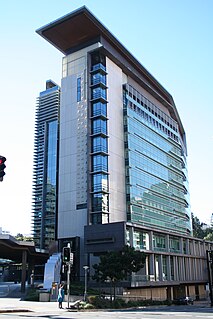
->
[[0, 0, 212, 235]]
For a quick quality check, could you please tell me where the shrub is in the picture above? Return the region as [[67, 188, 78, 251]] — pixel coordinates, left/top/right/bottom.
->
[[24, 288, 39, 301]]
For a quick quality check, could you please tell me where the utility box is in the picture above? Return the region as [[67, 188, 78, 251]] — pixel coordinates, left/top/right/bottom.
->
[[39, 291, 50, 302], [50, 282, 58, 301]]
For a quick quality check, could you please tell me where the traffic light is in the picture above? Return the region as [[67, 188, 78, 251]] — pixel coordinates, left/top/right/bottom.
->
[[0, 156, 6, 182], [62, 247, 70, 263]]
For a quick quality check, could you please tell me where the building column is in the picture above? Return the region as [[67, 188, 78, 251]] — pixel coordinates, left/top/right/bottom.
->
[[21, 250, 27, 293], [173, 256, 178, 281], [186, 239, 190, 254], [158, 254, 163, 281], [185, 257, 190, 280], [166, 234, 169, 251], [182, 257, 186, 281], [180, 238, 183, 254], [197, 241, 201, 257], [129, 226, 134, 247], [149, 254, 155, 280], [166, 255, 171, 281], [192, 240, 196, 256], [149, 231, 153, 250]]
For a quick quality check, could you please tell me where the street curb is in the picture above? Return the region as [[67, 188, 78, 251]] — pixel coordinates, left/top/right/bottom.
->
[[0, 309, 31, 313]]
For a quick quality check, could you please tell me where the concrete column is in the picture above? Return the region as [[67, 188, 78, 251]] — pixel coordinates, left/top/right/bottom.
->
[[185, 257, 190, 280], [180, 237, 183, 254], [158, 254, 163, 281], [149, 254, 155, 280], [166, 255, 171, 281], [129, 226, 134, 247], [192, 240, 196, 256], [186, 239, 190, 254], [166, 234, 169, 252], [21, 250, 27, 293], [149, 231, 153, 250], [173, 256, 178, 281], [197, 241, 201, 256], [182, 257, 186, 281]]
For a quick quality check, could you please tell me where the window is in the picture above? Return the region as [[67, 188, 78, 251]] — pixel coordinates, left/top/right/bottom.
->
[[93, 155, 108, 172], [92, 102, 107, 117], [91, 73, 106, 85], [92, 137, 108, 153], [77, 77, 81, 102], [92, 87, 106, 100], [91, 212, 108, 224], [92, 119, 107, 135], [153, 234, 166, 251], [92, 193, 109, 212], [92, 173, 108, 192]]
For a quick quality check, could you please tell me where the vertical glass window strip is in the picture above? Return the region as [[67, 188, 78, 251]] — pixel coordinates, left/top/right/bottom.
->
[[93, 155, 108, 172], [77, 77, 81, 102], [92, 136, 108, 153], [92, 73, 106, 85], [92, 119, 107, 135], [92, 174, 108, 192], [92, 102, 107, 117]]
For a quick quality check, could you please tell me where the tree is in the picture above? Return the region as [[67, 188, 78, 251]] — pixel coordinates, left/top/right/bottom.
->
[[191, 213, 205, 239], [93, 245, 146, 300], [204, 231, 213, 242], [15, 233, 33, 242]]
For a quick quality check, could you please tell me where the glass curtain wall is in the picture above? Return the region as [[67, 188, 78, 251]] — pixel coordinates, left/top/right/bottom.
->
[[123, 84, 191, 235]]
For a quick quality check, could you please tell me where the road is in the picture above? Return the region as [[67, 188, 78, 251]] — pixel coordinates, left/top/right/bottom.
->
[[1, 305, 213, 319]]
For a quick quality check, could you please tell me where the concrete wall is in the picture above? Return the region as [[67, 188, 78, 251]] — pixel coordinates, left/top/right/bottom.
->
[[106, 57, 126, 223]]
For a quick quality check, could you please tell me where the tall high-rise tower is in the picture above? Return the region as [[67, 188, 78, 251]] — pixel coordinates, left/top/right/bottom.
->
[[32, 80, 60, 250], [35, 7, 209, 300]]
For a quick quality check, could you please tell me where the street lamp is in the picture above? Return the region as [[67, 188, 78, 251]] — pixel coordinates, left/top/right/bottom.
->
[[83, 266, 89, 302]]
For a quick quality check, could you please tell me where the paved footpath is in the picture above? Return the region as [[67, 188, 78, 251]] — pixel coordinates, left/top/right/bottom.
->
[[0, 298, 66, 313], [0, 297, 211, 314]]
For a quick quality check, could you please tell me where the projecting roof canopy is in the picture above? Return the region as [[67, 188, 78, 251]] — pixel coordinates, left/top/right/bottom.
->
[[36, 6, 185, 142], [0, 234, 48, 263], [36, 6, 106, 55]]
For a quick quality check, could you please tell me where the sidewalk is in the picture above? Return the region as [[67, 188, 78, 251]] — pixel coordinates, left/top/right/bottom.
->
[[0, 298, 70, 314], [0, 297, 211, 314]]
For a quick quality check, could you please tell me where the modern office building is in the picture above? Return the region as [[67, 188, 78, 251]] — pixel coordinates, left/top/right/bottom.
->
[[35, 7, 210, 300], [32, 80, 60, 250]]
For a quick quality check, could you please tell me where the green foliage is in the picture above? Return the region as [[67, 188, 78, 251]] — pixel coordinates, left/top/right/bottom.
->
[[24, 287, 39, 301], [63, 281, 99, 296], [191, 213, 205, 239], [92, 245, 146, 283], [87, 296, 171, 309], [191, 213, 213, 241], [204, 231, 213, 241], [15, 233, 33, 242], [78, 301, 95, 309]]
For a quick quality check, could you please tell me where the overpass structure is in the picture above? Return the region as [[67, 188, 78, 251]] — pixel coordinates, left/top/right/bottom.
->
[[0, 234, 48, 292]]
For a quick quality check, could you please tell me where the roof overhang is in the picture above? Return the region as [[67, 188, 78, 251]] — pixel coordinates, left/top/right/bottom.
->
[[36, 6, 105, 55], [36, 6, 185, 142], [0, 234, 48, 263]]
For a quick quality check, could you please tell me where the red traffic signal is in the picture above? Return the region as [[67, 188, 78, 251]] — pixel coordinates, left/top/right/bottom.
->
[[0, 156, 6, 181]]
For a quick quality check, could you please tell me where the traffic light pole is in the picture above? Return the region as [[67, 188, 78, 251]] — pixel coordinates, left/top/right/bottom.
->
[[62, 243, 74, 309], [67, 261, 71, 309]]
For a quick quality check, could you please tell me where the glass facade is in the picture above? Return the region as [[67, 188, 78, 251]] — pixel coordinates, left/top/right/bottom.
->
[[90, 52, 109, 224], [123, 84, 191, 235], [43, 120, 58, 248], [32, 81, 60, 249]]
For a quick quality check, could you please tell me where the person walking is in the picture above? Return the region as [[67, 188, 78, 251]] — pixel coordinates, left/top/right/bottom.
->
[[57, 284, 64, 309]]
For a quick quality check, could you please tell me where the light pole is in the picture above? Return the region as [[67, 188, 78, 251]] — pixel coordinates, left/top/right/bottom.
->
[[83, 266, 89, 302]]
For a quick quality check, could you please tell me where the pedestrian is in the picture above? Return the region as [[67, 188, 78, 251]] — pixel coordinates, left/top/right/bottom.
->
[[57, 284, 64, 309]]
